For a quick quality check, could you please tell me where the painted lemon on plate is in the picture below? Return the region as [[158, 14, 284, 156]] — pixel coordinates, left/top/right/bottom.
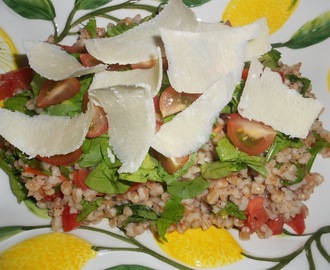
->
[[222, 0, 300, 34], [0, 233, 96, 270], [156, 226, 243, 268], [0, 27, 18, 72]]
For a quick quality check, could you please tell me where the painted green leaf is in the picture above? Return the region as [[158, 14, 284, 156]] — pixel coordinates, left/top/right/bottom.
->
[[160, 0, 211, 8], [2, 0, 55, 21], [273, 10, 330, 49], [0, 226, 24, 242], [104, 266, 155, 270], [74, 0, 112, 10]]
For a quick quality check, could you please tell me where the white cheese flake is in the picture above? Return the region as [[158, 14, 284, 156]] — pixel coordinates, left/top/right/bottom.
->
[[0, 102, 94, 157], [89, 48, 163, 97], [23, 41, 106, 80], [85, 0, 198, 64], [90, 85, 155, 173], [152, 73, 236, 157], [238, 58, 323, 138]]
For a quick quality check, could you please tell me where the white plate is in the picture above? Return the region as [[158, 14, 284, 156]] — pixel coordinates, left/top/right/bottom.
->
[[0, 0, 330, 269]]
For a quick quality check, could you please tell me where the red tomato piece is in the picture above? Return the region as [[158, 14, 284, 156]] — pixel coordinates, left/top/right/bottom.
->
[[245, 197, 269, 231], [24, 167, 46, 176], [86, 105, 109, 138], [36, 148, 82, 166], [153, 150, 189, 174], [286, 213, 306, 235], [37, 77, 81, 108], [62, 205, 81, 232], [227, 113, 276, 156], [159, 86, 201, 118], [79, 53, 102, 67], [72, 169, 90, 190], [0, 67, 34, 100], [267, 217, 285, 235], [241, 68, 249, 81]]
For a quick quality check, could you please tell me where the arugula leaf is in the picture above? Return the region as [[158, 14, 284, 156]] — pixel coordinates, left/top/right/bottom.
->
[[3, 91, 35, 115], [120, 154, 162, 183], [77, 199, 102, 222], [114, 204, 158, 228], [221, 80, 245, 114], [84, 161, 130, 194], [3, 0, 56, 21], [201, 160, 246, 179], [266, 132, 303, 162], [216, 137, 268, 177], [167, 177, 209, 199], [281, 163, 306, 186], [157, 196, 184, 241], [218, 201, 246, 220], [258, 49, 281, 69], [85, 18, 97, 38], [106, 23, 137, 38], [74, 0, 112, 10], [80, 135, 111, 167], [24, 198, 50, 219], [285, 74, 311, 97], [306, 132, 330, 172]]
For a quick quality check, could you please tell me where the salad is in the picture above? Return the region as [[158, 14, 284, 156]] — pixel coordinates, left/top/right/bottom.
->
[[0, 0, 329, 247]]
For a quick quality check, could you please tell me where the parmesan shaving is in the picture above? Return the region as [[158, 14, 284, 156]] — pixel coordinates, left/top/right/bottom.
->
[[238, 58, 323, 138], [152, 73, 236, 157], [23, 41, 106, 80], [85, 0, 198, 64], [90, 85, 155, 173], [0, 102, 94, 157], [89, 48, 163, 97]]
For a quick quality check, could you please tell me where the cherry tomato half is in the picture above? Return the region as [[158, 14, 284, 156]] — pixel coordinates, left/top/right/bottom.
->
[[227, 113, 276, 156], [72, 169, 90, 190], [0, 67, 34, 100], [37, 77, 81, 108], [36, 147, 82, 166], [86, 105, 109, 138], [159, 86, 201, 118], [153, 150, 189, 174]]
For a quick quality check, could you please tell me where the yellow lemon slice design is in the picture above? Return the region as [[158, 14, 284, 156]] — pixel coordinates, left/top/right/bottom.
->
[[0, 27, 18, 73], [222, 0, 300, 34], [156, 226, 243, 268], [0, 233, 96, 270]]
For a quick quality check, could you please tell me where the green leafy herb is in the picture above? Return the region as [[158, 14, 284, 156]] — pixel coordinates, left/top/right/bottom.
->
[[285, 74, 311, 96], [106, 23, 138, 37], [218, 201, 246, 220], [266, 132, 303, 162], [23, 198, 50, 219], [221, 80, 245, 114], [157, 196, 184, 241], [74, 0, 112, 10], [115, 204, 158, 228], [85, 18, 97, 38], [280, 163, 306, 186], [258, 49, 281, 69], [307, 132, 330, 172], [201, 160, 246, 179], [119, 154, 162, 183], [3, 91, 35, 115], [167, 177, 209, 199], [77, 199, 102, 222], [272, 11, 330, 49], [84, 160, 130, 194]]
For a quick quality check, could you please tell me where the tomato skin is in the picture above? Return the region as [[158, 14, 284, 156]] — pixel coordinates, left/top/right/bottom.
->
[[286, 213, 306, 235], [242, 67, 285, 83], [72, 169, 90, 190], [37, 77, 81, 108], [245, 197, 269, 231], [159, 86, 201, 118], [86, 105, 109, 138], [227, 113, 276, 156], [62, 205, 81, 232], [36, 148, 82, 166], [80, 53, 102, 67], [0, 67, 34, 100], [267, 217, 284, 235]]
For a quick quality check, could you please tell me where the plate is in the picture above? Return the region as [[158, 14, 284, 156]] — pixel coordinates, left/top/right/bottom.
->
[[0, 0, 330, 269]]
